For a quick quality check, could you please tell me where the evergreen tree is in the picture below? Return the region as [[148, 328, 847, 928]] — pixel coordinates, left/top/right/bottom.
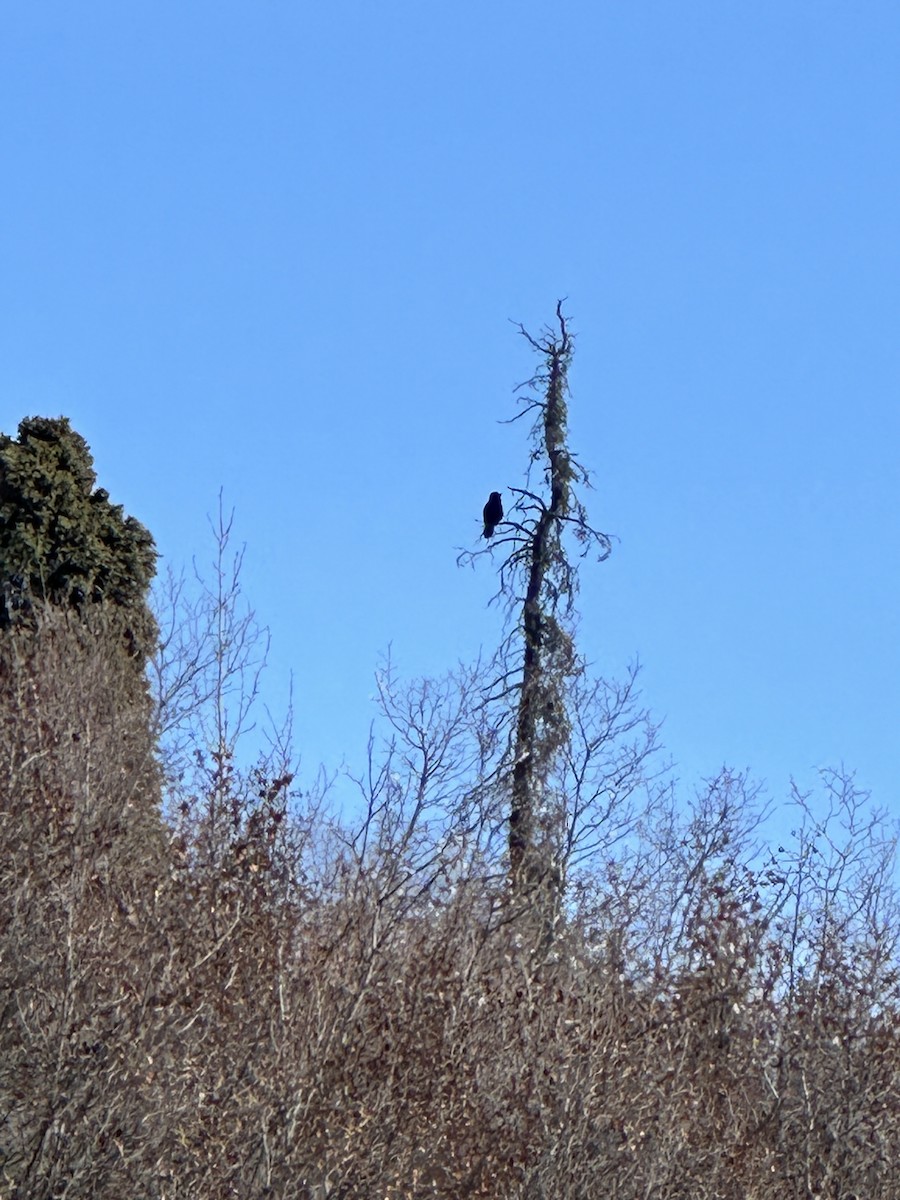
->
[[0, 415, 157, 660], [0, 414, 164, 876]]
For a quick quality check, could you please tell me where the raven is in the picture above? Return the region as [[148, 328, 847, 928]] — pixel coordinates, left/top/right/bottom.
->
[[482, 491, 503, 538]]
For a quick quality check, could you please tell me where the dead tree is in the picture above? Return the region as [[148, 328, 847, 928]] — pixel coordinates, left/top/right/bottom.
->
[[464, 304, 612, 926]]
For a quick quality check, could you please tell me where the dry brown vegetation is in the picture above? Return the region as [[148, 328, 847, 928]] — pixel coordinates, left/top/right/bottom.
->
[[2, 367, 898, 1198], [2, 600, 900, 1199]]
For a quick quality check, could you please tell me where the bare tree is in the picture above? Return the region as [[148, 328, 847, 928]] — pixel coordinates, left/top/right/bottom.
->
[[152, 494, 271, 786], [462, 304, 628, 933]]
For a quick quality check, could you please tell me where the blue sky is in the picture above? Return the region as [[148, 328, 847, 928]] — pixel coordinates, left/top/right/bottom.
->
[[2, 2, 898, 815]]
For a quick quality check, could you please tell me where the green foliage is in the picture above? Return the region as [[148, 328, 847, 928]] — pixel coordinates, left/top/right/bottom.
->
[[0, 416, 157, 657]]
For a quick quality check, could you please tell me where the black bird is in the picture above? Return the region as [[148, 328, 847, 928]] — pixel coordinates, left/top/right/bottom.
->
[[482, 491, 503, 538]]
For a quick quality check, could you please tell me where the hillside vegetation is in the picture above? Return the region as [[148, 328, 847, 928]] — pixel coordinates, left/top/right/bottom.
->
[[2, 331, 898, 1199]]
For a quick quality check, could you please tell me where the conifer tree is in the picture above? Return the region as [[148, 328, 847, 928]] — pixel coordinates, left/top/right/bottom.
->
[[0, 415, 157, 660], [0, 415, 163, 868]]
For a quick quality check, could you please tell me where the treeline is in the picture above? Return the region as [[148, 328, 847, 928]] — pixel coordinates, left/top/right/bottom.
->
[[2, 326, 899, 1199]]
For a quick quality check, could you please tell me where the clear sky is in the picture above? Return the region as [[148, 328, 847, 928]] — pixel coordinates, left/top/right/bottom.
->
[[2, 2, 898, 816]]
